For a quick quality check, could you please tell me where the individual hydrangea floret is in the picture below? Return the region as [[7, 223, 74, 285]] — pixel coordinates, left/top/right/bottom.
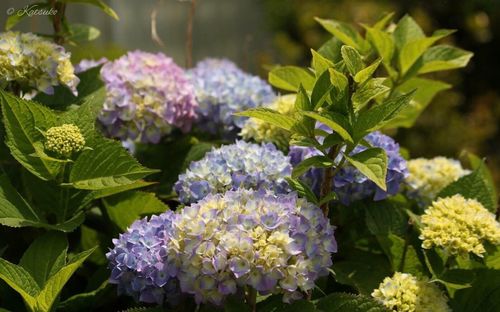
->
[[188, 58, 276, 136], [289, 131, 408, 205], [171, 189, 337, 305], [45, 124, 85, 157], [372, 272, 450, 312], [99, 51, 198, 143], [74, 57, 108, 73], [106, 211, 180, 304], [420, 194, 500, 257], [0, 31, 79, 95], [406, 157, 470, 202], [240, 94, 296, 149], [174, 140, 292, 203]]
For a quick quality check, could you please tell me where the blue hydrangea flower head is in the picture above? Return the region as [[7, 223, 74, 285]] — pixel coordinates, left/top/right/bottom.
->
[[0, 31, 79, 95], [188, 58, 276, 136], [175, 140, 292, 203], [106, 211, 180, 304], [289, 131, 408, 205], [99, 51, 198, 143], [171, 189, 337, 305]]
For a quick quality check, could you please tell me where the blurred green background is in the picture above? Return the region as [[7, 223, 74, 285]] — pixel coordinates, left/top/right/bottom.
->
[[1, 0, 499, 188]]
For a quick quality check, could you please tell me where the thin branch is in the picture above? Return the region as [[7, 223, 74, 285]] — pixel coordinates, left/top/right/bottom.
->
[[151, 0, 166, 48]]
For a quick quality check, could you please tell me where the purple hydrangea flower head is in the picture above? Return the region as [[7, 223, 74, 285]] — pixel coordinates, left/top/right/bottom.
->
[[171, 189, 337, 305], [106, 211, 181, 304], [74, 57, 108, 73], [289, 131, 408, 205], [188, 58, 276, 136], [174, 140, 292, 203], [98, 51, 198, 143]]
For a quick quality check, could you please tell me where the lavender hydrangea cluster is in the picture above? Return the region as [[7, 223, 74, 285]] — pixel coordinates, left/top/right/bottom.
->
[[188, 58, 276, 136], [108, 189, 337, 306], [289, 131, 408, 205], [98, 51, 198, 143], [106, 211, 180, 304], [174, 140, 292, 203]]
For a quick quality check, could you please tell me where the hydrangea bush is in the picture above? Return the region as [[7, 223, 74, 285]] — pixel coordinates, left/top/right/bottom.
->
[[0, 7, 498, 312]]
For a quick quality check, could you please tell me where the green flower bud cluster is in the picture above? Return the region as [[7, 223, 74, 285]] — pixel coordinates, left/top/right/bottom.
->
[[44, 124, 85, 157]]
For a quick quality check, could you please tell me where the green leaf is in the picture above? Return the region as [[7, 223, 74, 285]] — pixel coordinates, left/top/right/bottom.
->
[[366, 27, 395, 69], [292, 156, 333, 179], [0, 90, 59, 180], [354, 58, 382, 84], [268, 66, 315, 92], [438, 162, 497, 212], [295, 85, 313, 111], [352, 78, 390, 112], [301, 111, 353, 143], [383, 78, 450, 128], [311, 70, 334, 109], [33, 247, 96, 312], [450, 269, 500, 312], [236, 108, 296, 131], [317, 38, 344, 63], [285, 178, 318, 205], [315, 293, 388, 312], [19, 232, 68, 288], [60, 0, 119, 20], [0, 258, 40, 307], [67, 138, 158, 190], [66, 23, 100, 42], [328, 68, 350, 114], [419, 45, 473, 74], [398, 30, 455, 74], [57, 278, 108, 312], [4, 3, 50, 30], [393, 15, 425, 48], [80, 225, 107, 265], [372, 12, 395, 30], [319, 191, 338, 206], [345, 147, 387, 190], [341, 46, 365, 76], [354, 91, 415, 138], [485, 247, 500, 270], [103, 191, 169, 231], [315, 18, 367, 52], [89, 180, 155, 200], [311, 49, 334, 75]]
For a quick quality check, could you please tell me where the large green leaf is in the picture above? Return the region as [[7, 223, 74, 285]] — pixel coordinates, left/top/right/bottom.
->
[[103, 191, 170, 231], [328, 68, 350, 114], [393, 15, 425, 48], [383, 78, 450, 128], [67, 138, 158, 190], [311, 49, 335, 75], [268, 66, 315, 92], [19, 232, 68, 288], [354, 91, 415, 138], [345, 148, 388, 191], [438, 162, 497, 212], [351, 78, 390, 112], [0, 259, 40, 309], [419, 45, 473, 74], [315, 293, 388, 312], [292, 155, 333, 179], [354, 58, 382, 84], [315, 18, 368, 52], [301, 111, 353, 143], [60, 0, 118, 20], [66, 24, 100, 42], [236, 108, 296, 131], [341, 46, 365, 76], [450, 270, 500, 312], [0, 90, 59, 180], [366, 27, 395, 70]]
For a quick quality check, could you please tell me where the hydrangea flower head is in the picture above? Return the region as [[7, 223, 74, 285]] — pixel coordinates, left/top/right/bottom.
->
[[74, 57, 108, 73], [372, 272, 450, 312], [171, 189, 337, 305], [45, 124, 85, 157], [175, 140, 292, 203], [240, 94, 296, 149], [406, 157, 470, 202], [106, 211, 180, 304], [420, 194, 500, 257], [99, 51, 197, 143], [0, 31, 79, 95], [289, 131, 408, 205], [188, 58, 276, 136]]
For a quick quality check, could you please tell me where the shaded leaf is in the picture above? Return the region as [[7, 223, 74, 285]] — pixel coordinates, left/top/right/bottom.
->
[[345, 148, 388, 190]]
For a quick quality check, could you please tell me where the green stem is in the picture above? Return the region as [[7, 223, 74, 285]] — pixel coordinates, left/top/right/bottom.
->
[[50, 0, 66, 44], [320, 145, 341, 216], [246, 287, 257, 312]]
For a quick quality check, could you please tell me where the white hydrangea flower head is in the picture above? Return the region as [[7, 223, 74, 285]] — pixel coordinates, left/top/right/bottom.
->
[[372, 272, 450, 312], [406, 157, 470, 201], [420, 194, 500, 257], [45, 124, 85, 157]]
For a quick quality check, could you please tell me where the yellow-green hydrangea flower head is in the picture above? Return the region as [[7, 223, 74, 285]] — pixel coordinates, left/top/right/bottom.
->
[[240, 94, 296, 148], [420, 194, 500, 257], [406, 157, 469, 201], [45, 124, 85, 157], [0, 31, 79, 95], [372, 272, 450, 312]]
